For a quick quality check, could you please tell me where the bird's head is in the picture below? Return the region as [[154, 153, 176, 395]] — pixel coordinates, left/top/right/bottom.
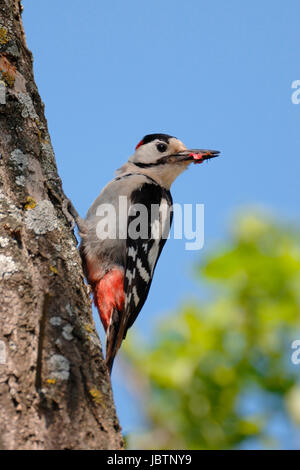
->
[[127, 133, 220, 188]]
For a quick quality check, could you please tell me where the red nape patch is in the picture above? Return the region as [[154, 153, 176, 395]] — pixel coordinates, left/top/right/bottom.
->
[[93, 269, 125, 331], [135, 139, 144, 150]]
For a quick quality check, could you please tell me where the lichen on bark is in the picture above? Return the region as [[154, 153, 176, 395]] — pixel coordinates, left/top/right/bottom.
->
[[0, 0, 123, 450]]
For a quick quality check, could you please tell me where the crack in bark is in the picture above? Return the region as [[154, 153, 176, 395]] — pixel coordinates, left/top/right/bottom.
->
[[35, 292, 51, 393]]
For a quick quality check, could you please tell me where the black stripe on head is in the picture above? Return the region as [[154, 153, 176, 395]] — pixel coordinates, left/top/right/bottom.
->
[[135, 133, 174, 150]]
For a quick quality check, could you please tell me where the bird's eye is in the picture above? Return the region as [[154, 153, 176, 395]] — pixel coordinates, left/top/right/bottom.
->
[[156, 143, 167, 153]]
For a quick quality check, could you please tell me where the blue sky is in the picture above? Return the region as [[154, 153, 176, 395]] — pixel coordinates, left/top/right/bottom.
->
[[23, 0, 300, 439]]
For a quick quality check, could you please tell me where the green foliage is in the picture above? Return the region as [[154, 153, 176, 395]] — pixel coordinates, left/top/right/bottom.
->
[[124, 213, 300, 449]]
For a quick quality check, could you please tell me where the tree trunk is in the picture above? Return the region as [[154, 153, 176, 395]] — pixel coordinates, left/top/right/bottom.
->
[[0, 0, 123, 450]]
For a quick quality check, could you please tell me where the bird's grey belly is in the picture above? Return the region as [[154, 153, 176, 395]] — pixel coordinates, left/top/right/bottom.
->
[[83, 173, 157, 268]]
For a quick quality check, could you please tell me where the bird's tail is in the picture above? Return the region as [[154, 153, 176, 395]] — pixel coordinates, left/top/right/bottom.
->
[[105, 308, 122, 374], [105, 307, 129, 374]]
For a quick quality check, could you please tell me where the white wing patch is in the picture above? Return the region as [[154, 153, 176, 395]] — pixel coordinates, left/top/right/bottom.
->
[[160, 199, 171, 238], [136, 257, 150, 283], [151, 219, 160, 239], [148, 241, 160, 274], [128, 246, 137, 259], [132, 286, 140, 307], [126, 270, 133, 284]]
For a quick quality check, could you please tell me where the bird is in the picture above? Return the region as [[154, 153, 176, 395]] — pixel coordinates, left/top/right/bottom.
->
[[79, 133, 219, 373]]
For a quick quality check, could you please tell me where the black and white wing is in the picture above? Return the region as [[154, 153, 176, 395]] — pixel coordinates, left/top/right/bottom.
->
[[115, 181, 173, 350], [124, 182, 173, 332]]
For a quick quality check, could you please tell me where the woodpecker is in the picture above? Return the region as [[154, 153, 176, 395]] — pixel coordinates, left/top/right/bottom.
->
[[79, 133, 219, 373]]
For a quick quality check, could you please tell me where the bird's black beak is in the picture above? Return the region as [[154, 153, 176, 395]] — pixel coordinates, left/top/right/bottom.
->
[[175, 149, 220, 164]]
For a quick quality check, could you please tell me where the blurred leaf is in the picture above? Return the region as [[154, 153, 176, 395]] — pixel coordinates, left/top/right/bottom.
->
[[124, 212, 300, 449]]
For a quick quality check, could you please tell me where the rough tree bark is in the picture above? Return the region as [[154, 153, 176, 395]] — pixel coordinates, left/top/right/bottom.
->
[[0, 0, 123, 450]]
